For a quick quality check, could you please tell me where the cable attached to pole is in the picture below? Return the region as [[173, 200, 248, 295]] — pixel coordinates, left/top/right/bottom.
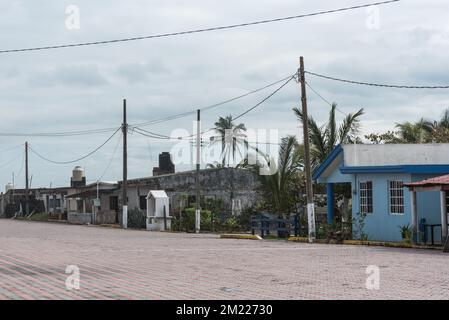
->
[[29, 127, 121, 165]]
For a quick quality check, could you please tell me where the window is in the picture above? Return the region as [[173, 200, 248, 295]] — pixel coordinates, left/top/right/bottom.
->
[[139, 196, 147, 210], [389, 180, 404, 214], [359, 181, 373, 214]]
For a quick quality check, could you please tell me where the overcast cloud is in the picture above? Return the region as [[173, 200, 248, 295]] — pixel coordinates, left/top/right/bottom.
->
[[0, 0, 448, 188]]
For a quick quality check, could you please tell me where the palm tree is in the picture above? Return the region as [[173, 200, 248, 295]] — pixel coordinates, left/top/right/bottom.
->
[[293, 103, 364, 169], [255, 136, 304, 215], [395, 119, 428, 143], [420, 109, 449, 143], [212, 115, 247, 167]]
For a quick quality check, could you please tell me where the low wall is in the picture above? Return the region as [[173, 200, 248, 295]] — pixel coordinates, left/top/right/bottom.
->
[[95, 210, 117, 224], [68, 212, 92, 225]]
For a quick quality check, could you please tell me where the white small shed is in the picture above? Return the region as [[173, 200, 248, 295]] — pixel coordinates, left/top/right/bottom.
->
[[146, 190, 171, 231]]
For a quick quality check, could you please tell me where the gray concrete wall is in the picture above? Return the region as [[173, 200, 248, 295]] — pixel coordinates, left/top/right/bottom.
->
[[119, 168, 262, 214], [68, 212, 92, 224]]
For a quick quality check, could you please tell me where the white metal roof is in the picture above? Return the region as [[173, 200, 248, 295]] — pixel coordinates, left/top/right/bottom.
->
[[146, 190, 169, 199]]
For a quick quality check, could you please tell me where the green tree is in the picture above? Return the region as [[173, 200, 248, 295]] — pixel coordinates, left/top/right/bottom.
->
[[211, 115, 247, 167], [395, 119, 428, 143], [254, 136, 304, 215], [293, 103, 364, 169]]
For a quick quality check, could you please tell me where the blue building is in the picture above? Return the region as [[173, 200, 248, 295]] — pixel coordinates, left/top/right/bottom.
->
[[313, 144, 449, 243]]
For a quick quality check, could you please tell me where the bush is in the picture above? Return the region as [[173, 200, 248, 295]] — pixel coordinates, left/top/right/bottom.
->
[[178, 207, 212, 232], [128, 207, 146, 229]]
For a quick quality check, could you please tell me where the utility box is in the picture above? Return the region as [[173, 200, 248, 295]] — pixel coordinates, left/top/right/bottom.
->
[[146, 190, 171, 231]]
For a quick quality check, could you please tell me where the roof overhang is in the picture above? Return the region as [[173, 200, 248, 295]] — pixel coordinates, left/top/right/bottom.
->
[[340, 164, 449, 175], [312, 144, 343, 181]]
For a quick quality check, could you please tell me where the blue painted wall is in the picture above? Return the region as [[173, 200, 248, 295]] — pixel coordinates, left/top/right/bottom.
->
[[352, 173, 412, 242], [350, 173, 445, 242], [412, 174, 443, 242]]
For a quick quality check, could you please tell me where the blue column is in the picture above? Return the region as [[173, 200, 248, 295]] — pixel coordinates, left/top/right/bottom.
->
[[327, 183, 335, 224]]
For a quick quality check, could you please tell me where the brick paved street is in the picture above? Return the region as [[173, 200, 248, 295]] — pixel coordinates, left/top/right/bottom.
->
[[0, 219, 448, 300]]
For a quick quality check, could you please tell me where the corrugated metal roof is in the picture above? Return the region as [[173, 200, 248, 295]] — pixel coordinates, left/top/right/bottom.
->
[[405, 174, 449, 187]]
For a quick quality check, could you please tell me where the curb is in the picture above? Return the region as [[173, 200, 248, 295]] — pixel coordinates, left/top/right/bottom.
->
[[220, 234, 262, 240], [287, 236, 441, 250]]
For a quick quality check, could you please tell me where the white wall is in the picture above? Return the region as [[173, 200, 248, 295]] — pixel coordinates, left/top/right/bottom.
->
[[344, 144, 449, 167]]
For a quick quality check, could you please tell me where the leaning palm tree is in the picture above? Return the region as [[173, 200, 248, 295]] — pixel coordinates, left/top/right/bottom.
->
[[255, 136, 304, 215], [212, 115, 247, 167], [293, 103, 364, 169]]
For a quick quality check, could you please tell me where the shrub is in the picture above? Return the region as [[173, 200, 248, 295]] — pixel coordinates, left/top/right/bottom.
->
[[128, 207, 146, 229], [181, 208, 212, 232], [399, 224, 412, 243]]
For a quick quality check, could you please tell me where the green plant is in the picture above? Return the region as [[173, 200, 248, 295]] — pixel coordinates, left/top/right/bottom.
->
[[294, 103, 364, 169], [353, 212, 368, 241], [224, 216, 239, 232], [128, 207, 146, 229], [183, 208, 212, 232], [399, 224, 412, 243]]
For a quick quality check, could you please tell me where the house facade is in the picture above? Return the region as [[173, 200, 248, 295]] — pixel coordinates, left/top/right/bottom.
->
[[314, 144, 449, 242]]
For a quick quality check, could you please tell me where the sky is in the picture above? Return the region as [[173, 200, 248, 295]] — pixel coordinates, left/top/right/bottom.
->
[[0, 0, 448, 189]]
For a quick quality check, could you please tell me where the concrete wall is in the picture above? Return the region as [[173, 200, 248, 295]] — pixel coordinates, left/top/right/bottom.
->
[[344, 144, 449, 167], [351, 173, 447, 242], [119, 168, 262, 215], [68, 212, 92, 224], [352, 173, 412, 242]]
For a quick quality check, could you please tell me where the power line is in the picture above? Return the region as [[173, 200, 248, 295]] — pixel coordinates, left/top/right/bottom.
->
[[0, 127, 119, 138], [306, 71, 449, 89], [233, 75, 296, 120], [29, 127, 121, 165], [98, 132, 122, 181], [305, 81, 347, 116], [0, 74, 296, 138], [131, 74, 296, 128], [0, 152, 23, 170], [0, 1, 400, 54], [133, 75, 295, 141]]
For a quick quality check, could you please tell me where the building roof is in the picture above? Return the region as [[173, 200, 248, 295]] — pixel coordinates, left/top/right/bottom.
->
[[146, 190, 168, 199], [314, 143, 449, 182], [404, 174, 449, 188]]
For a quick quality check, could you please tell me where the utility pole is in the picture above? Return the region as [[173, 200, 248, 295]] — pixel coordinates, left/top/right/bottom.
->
[[195, 109, 201, 233], [122, 99, 128, 229], [25, 141, 29, 217], [299, 56, 316, 243]]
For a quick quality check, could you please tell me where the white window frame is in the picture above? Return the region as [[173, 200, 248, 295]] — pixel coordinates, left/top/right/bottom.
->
[[388, 180, 404, 215], [359, 181, 373, 215]]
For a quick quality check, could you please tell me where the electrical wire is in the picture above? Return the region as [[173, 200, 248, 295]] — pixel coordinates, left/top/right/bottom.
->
[[98, 132, 122, 181], [0, 152, 23, 170], [305, 81, 348, 116], [29, 127, 121, 164], [0, 1, 400, 54], [133, 75, 296, 141], [233, 75, 296, 120], [305, 71, 449, 89], [0, 127, 119, 138], [130, 74, 296, 128]]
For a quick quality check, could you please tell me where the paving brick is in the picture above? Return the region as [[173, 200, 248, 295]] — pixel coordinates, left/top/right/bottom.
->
[[0, 220, 448, 300]]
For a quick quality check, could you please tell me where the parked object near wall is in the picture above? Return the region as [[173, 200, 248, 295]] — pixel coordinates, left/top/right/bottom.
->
[[146, 190, 171, 231]]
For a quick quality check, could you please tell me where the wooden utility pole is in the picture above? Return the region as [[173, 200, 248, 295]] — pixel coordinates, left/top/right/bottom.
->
[[299, 56, 316, 243], [195, 109, 201, 233], [122, 99, 128, 228], [25, 141, 29, 217]]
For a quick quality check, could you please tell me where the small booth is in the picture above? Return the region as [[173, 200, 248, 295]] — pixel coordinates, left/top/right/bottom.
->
[[146, 190, 171, 231]]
